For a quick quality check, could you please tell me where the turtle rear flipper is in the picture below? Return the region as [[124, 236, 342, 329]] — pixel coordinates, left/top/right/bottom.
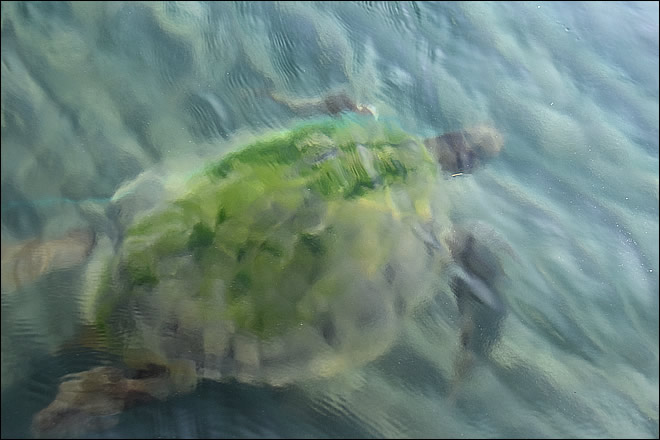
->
[[31, 366, 174, 439], [1, 228, 96, 293]]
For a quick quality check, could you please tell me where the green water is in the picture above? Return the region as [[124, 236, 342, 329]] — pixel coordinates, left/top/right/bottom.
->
[[1, 2, 657, 438]]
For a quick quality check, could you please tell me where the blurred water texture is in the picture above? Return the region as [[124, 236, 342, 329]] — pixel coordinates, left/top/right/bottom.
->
[[1, 1, 658, 438]]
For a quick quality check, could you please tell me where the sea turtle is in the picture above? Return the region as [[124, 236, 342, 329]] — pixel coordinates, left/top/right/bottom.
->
[[7, 105, 507, 437]]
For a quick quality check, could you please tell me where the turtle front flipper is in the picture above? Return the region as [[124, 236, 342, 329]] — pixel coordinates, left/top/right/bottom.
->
[[446, 223, 514, 396], [31, 365, 174, 439], [267, 88, 375, 118]]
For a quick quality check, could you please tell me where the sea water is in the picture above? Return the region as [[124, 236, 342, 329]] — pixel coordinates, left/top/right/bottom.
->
[[1, 2, 657, 438]]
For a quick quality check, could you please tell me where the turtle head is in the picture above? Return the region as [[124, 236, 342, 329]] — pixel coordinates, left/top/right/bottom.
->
[[424, 124, 504, 175], [462, 124, 504, 160]]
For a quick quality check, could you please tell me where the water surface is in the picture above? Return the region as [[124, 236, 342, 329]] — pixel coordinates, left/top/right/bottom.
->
[[1, 1, 658, 438]]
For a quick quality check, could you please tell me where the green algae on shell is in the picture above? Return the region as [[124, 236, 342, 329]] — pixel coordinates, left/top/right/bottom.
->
[[85, 116, 456, 385]]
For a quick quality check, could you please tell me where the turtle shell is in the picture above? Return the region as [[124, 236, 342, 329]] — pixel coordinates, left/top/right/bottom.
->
[[84, 116, 457, 386]]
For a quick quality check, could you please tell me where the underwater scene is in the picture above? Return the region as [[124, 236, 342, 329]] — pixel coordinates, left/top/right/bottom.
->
[[1, 2, 658, 438]]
